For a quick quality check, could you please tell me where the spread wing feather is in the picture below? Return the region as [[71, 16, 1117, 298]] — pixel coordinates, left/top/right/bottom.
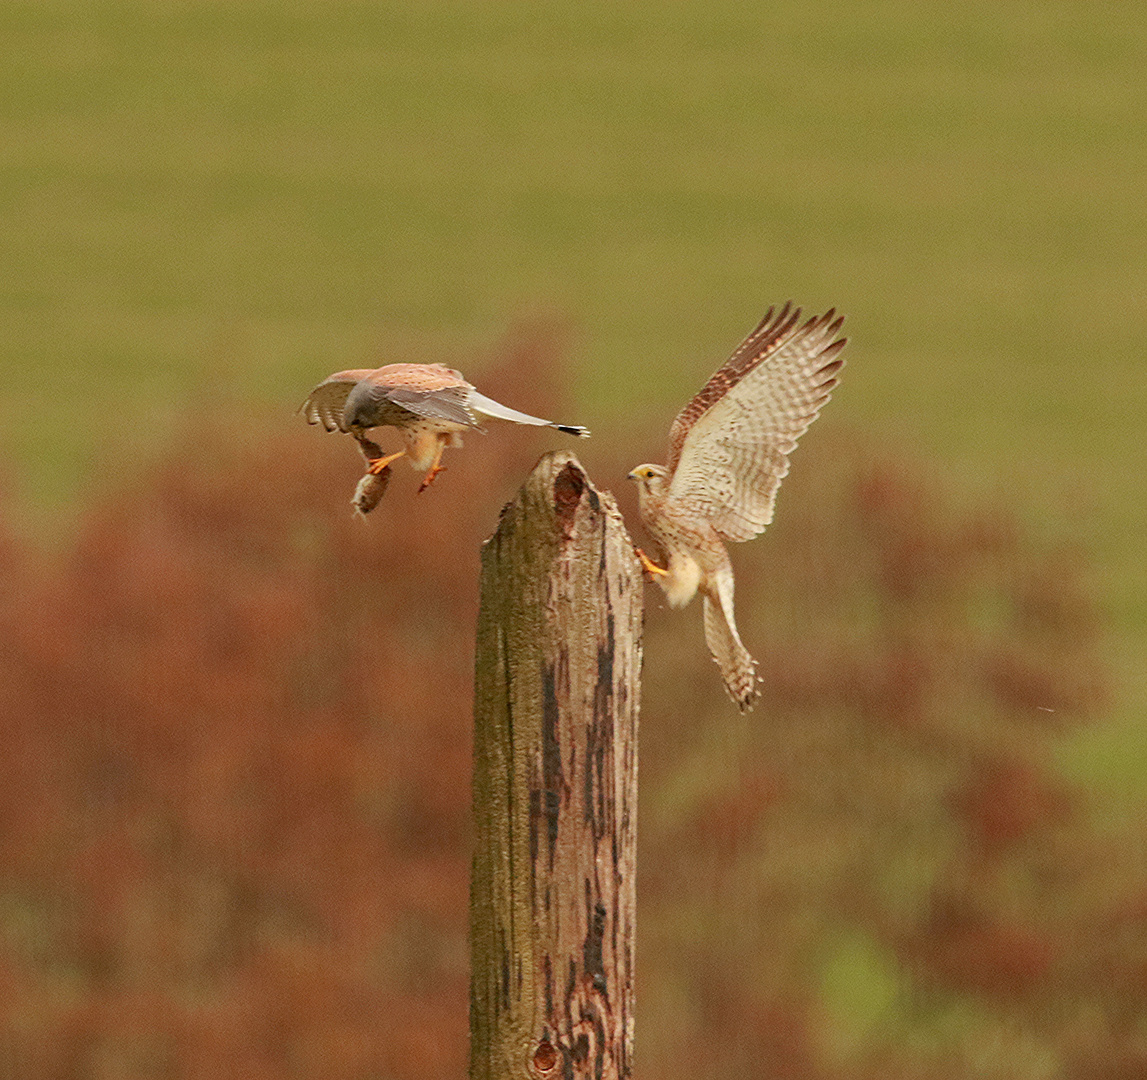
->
[[666, 307, 846, 543], [384, 385, 481, 428], [301, 367, 480, 431], [299, 370, 377, 432]]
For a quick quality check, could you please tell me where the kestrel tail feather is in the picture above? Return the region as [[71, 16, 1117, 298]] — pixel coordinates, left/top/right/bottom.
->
[[702, 571, 759, 712], [466, 391, 590, 436]]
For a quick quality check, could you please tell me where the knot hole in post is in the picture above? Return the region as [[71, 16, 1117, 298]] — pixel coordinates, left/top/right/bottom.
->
[[532, 1037, 558, 1075], [552, 460, 586, 537]]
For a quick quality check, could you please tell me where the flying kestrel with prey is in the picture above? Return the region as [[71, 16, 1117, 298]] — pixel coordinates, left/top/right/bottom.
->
[[628, 303, 846, 711], [302, 363, 590, 498]]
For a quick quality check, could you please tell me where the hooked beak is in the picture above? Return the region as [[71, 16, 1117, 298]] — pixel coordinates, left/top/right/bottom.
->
[[626, 470, 638, 481]]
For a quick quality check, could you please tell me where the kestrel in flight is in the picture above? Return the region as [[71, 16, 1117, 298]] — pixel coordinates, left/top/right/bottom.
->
[[628, 303, 846, 711], [302, 363, 590, 498]]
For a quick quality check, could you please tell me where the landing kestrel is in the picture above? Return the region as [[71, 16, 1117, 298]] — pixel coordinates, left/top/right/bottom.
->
[[628, 303, 846, 711], [302, 363, 590, 498]]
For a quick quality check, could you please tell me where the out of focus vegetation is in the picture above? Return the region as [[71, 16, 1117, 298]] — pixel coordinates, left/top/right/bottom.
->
[[0, 331, 1139, 1079], [1, 1, 1145, 1076]]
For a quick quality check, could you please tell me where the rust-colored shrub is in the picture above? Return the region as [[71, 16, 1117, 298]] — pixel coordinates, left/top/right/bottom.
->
[[0, 324, 1135, 1080]]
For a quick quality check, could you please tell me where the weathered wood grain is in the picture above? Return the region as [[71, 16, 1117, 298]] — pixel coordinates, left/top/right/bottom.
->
[[471, 452, 642, 1080]]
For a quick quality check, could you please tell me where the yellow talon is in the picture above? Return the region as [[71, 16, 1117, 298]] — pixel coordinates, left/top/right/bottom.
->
[[367, 449, 406, 475], [417, 439, 448, 493], [635, 547, 668, 578], [417, 462, 447, 493]]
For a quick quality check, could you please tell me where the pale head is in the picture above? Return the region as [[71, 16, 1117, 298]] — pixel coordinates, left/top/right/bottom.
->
[[626, 464, 669, 496]]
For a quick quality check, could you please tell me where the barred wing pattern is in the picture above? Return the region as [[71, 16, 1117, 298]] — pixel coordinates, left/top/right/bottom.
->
[[702, 571, 758, 711], [378, 385, 479, 428], [666, 306, 846, 544], [299, 369, 378, 432], [300, 364, 474, 433]]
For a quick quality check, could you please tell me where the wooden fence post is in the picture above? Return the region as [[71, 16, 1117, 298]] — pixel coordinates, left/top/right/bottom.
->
[[470, 452, 642, 1080]]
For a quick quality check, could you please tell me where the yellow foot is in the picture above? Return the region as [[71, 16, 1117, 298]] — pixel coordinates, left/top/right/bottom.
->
[[417, 463, 447, 493], [635, 547, 668, 578], [367, 449, 406, 476]]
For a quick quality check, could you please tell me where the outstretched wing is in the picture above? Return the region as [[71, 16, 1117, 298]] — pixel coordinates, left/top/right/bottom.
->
[[365, 362, 480, 428], [301, 363, 480, 431], [666, 305, 846, 543], [300, 369, 377, 431], [384, 385, 481, 428]]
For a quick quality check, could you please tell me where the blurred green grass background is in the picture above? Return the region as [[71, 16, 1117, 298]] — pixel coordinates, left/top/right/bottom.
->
[[2, 3, 1144, 831]]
